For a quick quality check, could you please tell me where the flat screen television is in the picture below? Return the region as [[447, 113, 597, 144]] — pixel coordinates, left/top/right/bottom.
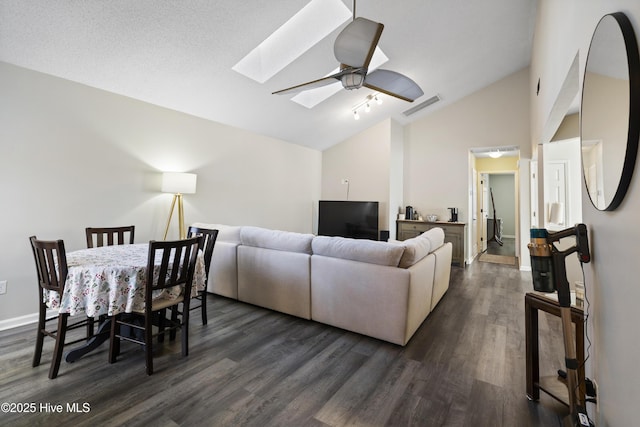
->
[[318, 200, 379, 240]]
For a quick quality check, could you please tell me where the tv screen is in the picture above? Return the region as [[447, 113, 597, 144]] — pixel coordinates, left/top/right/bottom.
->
[[318, 201, 379, 240]]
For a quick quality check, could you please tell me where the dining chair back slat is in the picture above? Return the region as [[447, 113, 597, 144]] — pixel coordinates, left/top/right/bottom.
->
[[186, 226, 219, 325], [85, 226, 135, 248]]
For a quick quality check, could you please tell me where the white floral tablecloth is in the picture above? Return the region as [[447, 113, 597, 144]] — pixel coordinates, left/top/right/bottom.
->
[[43, 243, 206, 317]]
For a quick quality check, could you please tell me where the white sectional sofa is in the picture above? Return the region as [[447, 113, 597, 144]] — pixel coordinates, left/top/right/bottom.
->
[[191, 222, 452, 346]]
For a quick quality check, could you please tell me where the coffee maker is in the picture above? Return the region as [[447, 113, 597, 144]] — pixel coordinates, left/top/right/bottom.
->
[[405, 206, 414, 221], [448, 207, 458, 222]]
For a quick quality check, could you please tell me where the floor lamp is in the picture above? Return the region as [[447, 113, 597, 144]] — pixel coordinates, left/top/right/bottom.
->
[[162, 172, 197, 240]]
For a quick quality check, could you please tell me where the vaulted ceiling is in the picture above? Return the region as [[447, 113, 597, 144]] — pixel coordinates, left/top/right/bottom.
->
[[0, 0, 538, 150]]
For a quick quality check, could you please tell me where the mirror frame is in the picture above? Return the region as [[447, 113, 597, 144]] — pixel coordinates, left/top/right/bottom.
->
[[581, 12, 640, 211]]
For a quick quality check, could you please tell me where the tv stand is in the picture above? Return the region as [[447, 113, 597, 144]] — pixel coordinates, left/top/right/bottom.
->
[[396, 220, 466, 266]]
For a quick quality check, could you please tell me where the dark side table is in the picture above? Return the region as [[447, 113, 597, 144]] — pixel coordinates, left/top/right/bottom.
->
[[525, 292, 586, 406]]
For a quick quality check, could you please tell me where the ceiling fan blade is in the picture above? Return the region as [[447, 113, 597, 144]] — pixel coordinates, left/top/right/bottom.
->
[[334, 17, 384, 69], [364, 69, 424, 102], [272, 74, 342, 96]]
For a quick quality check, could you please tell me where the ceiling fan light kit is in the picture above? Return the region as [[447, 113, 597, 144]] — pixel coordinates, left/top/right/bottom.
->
[[341, 71, 366, 90], [273, 2, 423, 105]]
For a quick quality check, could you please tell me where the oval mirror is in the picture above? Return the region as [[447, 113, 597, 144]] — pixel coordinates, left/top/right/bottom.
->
[[581, 12, 640, 211]]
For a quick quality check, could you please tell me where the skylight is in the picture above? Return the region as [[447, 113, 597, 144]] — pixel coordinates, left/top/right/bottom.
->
[[232, 0, 352, 83], [290, 47, 389, 108]]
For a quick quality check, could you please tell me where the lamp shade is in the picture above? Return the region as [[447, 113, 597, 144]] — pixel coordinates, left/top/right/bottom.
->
[[161, 172, 197, 194]]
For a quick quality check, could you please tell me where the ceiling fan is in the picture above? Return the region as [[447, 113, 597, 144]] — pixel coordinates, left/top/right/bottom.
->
[[272, 1, 424, 103]]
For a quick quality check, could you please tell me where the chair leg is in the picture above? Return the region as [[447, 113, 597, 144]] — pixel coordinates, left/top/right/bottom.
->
[[158, 308, 166, 343], [170, 307, 178, 341], [32, 304, 46, 368], [87, 316, 95, 338], [49, 314, 68, 379], [201, 291, 207, 325], [108, 314, 120, 364], [182, 310, 189, 357], [145, 314, 154, 376]]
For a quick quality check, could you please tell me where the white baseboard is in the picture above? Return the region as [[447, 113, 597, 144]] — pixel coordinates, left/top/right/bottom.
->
[[0, 309, 58, 332]]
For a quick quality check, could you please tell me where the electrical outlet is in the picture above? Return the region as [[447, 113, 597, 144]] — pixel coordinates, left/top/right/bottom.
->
[[341, 178, 349, 185], [0, 280, 7, 295]]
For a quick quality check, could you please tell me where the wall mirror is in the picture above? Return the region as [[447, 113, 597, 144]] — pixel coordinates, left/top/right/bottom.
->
[[581, 12, 640, 211]]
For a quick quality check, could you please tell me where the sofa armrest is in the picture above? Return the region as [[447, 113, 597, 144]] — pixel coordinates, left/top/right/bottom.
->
[[208, 241, 239, 299], [431, 242, 452, 310]]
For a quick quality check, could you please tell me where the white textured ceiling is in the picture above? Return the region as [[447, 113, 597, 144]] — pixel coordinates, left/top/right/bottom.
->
[[0, 0, 538, 151]]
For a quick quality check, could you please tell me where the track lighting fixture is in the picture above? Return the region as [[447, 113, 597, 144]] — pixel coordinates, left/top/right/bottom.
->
[[351, 93, 383, 119]]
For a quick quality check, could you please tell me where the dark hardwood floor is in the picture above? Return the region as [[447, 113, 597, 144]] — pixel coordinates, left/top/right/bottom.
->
[[486, 237, 516, 256], [0, 261, 570, 426]]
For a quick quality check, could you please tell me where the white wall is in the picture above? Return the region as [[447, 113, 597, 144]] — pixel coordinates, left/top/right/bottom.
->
[[0, 62, 321, 324], [388, 120, 404, 240], [321, 119, 392, 234], [405, 68, 531, 262], [532, 2, 640, 425]]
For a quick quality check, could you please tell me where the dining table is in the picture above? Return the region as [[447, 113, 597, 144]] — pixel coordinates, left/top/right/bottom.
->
[[42, 243, 206, 362]]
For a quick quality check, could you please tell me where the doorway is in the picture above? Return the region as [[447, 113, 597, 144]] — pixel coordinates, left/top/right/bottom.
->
[[479, 172, 517, 265], [485, 173, 516, 255], [469, 147, 520, 267]]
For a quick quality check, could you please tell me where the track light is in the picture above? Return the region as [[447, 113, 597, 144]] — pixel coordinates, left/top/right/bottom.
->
[[351, 93, 383, 120]]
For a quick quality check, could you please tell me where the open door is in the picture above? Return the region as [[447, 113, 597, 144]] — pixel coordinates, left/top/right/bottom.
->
[[479, 173, 489, 252]]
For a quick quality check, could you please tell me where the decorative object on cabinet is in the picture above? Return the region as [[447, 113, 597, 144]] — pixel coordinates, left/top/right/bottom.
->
[[447, 207, 458, 222]]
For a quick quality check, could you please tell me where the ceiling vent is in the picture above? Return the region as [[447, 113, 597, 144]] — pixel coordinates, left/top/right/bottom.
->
[[402, 94, 440, 116]]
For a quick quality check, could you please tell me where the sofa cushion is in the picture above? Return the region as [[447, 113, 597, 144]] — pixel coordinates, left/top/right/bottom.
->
[[312, 236, 404, 267], [422, 227, 445, 250], [190, 223, 241, 243], [397, 234, 432, 268], [240, 226, 314, 254]]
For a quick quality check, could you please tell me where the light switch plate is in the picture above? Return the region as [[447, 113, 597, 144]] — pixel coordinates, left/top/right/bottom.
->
[[0, 280, 7, 295]]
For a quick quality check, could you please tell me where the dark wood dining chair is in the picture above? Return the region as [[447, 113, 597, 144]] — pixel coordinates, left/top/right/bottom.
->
[[84, 225, 135, 335], [85, 225, 135, 248], [187, 225, 219, 325], [108, 236, 201, 375], [29, 236, 95, 379]]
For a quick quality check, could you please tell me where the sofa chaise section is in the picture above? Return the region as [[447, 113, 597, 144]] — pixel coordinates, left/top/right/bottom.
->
[[310, 235, 438, 346]]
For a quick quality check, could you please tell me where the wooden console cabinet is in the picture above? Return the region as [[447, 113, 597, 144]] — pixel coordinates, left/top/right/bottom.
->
[[396, 220, 466, 266]]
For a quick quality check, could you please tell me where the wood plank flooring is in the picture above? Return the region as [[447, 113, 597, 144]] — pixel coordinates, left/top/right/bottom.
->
[[0, 261, 571, 426]]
